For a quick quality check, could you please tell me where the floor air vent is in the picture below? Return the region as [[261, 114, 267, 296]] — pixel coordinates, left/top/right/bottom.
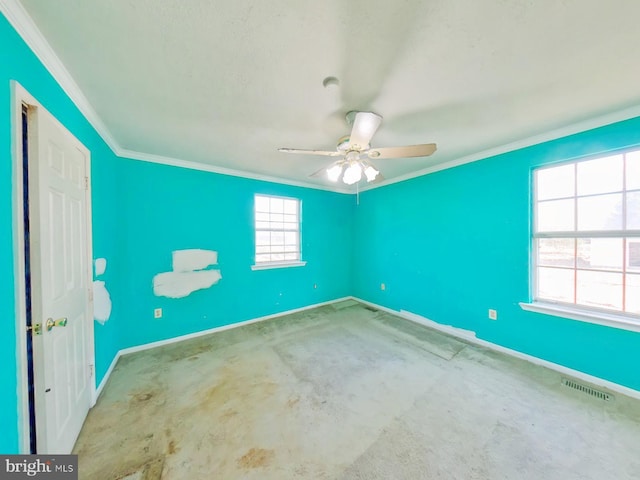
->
[[561, 378, 612, 401]]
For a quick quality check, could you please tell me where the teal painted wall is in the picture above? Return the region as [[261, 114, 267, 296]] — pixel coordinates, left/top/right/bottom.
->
[[116, 161, 353, 349], [0, 11, 121, 452], [2, 4, 639, 456], [0, 20, 18, 451], [0, 13, 124, 452], [0, 12, 353, 452], [353, 118, 640, 391]]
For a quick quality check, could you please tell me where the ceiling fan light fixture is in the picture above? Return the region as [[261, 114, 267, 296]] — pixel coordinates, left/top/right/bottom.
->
[[364, 165, 379, 182], [278, 110, 436, 187], [326, 163, 343, 182], [343, 162, 362, 185]]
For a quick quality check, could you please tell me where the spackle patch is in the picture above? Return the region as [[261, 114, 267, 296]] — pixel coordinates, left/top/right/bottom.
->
[[153, 249, 221, 298], [95, 257, 107, 276], [153, 270, 221, 298], [93, 258, 112, 324], [93, 280, 112, 323], [172, 249, 218, 272]]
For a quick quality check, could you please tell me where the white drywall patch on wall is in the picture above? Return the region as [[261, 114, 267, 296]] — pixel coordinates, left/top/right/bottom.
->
[[153, 249, 222, 298], [95, 257, 107, 276], [93, 280, 112, 324], [153, 270, 222, 299], [93, 258, 112, 324], [172, 249, 218, 272]]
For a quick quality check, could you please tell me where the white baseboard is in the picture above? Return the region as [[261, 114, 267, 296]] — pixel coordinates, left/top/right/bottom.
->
[[350, 296, 640, 401], [94, 351, 120, 403], [94, 296, 350, 400]]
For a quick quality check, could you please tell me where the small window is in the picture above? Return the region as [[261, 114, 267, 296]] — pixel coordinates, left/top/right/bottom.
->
[[532, 150, 640, 317], [253, 194, 303, 268]]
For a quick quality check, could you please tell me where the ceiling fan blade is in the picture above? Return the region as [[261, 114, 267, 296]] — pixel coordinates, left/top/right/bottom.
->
[[279, 148, 341, 157], [347, 112, 382, 150], [367, 143, 437, 159]]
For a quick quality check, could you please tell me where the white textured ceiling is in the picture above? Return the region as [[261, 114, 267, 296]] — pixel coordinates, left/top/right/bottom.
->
[[17, 0, 640, 191]]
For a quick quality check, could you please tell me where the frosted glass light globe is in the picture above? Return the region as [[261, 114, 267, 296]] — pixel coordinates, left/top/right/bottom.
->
[[343, 162, 363, 185]]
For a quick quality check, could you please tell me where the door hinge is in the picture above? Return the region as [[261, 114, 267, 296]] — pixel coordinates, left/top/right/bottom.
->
[[84, 176, 89, 190], [89, 364, 94, 378]]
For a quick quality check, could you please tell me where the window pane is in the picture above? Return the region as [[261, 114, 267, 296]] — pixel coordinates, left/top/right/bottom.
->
[[626, 273, 640, 314], [283, 222, 298, 231], [627, 191, 640, 230], [576, 238, 623, 270], [628, 240, 640, 272], [577, 154, 623, 196], [284, 200, 298, 214], [284, 232, 297, 244], [537, 199, 574, 232], [536, 164, 574, 200], [256, 231, 270, 245], [537, 267, 574, 303], [626, 151, 640, 190], [577, 193, 622, 231], [255, 196, 270, 212], [271, 231, 284, 245], [255, 195, 301, 264], [576, 270, 622, 311], [270, 198, 284, 213], [537, 238, 574, 267]]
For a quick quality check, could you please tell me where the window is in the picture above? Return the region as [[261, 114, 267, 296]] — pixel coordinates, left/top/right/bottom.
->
[[531, 150, 640, 320], [252, 194, 305, 269]]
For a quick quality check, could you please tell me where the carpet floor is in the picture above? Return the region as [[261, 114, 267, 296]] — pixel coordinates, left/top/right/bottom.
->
[[74, 302, 640, 479]]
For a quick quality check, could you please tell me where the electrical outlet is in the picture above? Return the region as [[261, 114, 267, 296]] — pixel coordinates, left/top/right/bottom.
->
[[380, 283, 386, 291], [313, 283, 317, 289], [154, 308, 163, 319], [488, 309, 497, 320]]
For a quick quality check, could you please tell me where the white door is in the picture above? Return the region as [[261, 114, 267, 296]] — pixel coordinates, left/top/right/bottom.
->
[[28, 104, 93, 454]]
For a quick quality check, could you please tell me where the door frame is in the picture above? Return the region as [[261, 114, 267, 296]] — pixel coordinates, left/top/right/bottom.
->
[[11, 81, 96, 454]]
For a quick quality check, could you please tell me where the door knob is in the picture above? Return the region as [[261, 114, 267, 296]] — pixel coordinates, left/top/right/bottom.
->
[[46, 317, 68, 332]]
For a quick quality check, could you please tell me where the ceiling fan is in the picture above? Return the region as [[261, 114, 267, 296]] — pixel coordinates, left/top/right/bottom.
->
[[278, 111, 437, 185]]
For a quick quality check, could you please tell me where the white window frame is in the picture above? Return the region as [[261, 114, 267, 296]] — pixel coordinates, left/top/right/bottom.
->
[[251, 194, 306, 271], [520, 149, 640, 333]]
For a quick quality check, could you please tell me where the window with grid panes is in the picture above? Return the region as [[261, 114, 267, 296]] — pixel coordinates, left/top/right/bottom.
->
[[254, 195, 301, 264], [533, 150, 640, 318]]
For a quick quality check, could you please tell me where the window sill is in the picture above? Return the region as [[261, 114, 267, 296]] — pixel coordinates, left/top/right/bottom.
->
[[519, 302, 640, 333], [251, 261, 307, 271]]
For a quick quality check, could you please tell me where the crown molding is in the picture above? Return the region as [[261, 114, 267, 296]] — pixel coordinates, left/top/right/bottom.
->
[[0, 1, 350, 194], [0, 0, 120, 152], [361, 103, 640, 192], [4, 0, 640, 196], [116, 147, 353, 193]]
